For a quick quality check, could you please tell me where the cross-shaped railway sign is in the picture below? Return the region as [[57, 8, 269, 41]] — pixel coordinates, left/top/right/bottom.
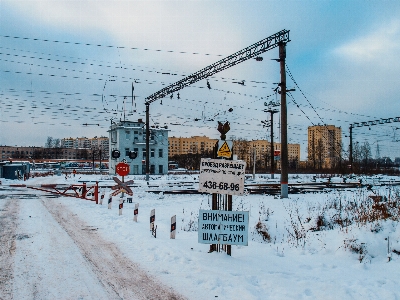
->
[[111, 176, 134, 196]]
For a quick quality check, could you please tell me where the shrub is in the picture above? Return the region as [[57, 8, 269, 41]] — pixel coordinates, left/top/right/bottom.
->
[[254, 221, 271, 242], [343, 239, 368, 263]]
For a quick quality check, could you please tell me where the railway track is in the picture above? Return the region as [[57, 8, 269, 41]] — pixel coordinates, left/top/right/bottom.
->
[[3, 180, 400, 196]]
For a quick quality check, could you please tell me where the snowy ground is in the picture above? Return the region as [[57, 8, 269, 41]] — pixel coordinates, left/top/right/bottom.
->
[[1, 173, 400, 299]]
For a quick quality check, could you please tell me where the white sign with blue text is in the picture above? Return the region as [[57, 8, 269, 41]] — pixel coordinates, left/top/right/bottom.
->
[[198, 210, 249, 246]]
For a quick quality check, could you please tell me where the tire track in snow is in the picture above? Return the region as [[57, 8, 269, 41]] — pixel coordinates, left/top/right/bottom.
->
[[41, 198, 186, 300], [0, 198, 19, 300]]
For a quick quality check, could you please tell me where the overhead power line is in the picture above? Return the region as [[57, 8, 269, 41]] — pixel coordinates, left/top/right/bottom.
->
[[0, 34, 225, 57]]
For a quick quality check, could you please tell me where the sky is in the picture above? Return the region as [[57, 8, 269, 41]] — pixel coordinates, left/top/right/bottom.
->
[[1, 0, 400, 160]]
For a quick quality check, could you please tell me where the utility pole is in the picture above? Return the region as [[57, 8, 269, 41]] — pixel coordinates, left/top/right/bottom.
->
[[252, 147, 256, 179], [92, 148, 95, 172], [146, 103, 150, 181], [349, 124, 353, 173], [263, 107, 279, 179], [279, 42, 288, 198]]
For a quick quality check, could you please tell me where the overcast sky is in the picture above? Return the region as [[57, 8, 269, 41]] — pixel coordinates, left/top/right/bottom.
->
[[1, 0, 400, 160]]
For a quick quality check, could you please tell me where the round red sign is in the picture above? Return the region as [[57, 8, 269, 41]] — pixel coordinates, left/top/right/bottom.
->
[[116, 162, 130, 176]]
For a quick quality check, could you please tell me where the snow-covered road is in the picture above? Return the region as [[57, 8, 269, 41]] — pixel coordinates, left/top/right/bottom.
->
[[0, 190, 184, 300]]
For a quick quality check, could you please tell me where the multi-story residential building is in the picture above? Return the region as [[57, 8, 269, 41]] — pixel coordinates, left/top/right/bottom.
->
[[168, 136, 218, 156], [233, 140, 301, 170], [74, 137, 91, 149], [61, 136, 109, 159], [0, 146, 42, 161], [0, 145, 92, 161], [90, 136, 109, 157], [108, 119, 168, 175], [308, 125, 342, 169], [167, 136, 300, 170], [61, 138, 74, 149]]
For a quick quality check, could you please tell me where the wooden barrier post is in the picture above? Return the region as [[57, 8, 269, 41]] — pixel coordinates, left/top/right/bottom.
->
[[100, 190, 105, 205], [119, 198, 123, 215], [133, 203, 139, 222], [170, 215, 176, 239], [150, 209, 155, 230], [108, 195, 112, 209]]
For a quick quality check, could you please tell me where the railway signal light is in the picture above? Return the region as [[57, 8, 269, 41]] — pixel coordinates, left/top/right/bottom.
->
[[111, 149, 120, 159], [128, 151, 138, 159]]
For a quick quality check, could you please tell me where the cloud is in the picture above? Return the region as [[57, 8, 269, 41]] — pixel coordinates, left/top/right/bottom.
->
[[334, 19, 400, 64], [309, 19, 400, 117]]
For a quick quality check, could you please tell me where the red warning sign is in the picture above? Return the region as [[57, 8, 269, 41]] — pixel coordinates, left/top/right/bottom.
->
[[116, 162, 130, 176]]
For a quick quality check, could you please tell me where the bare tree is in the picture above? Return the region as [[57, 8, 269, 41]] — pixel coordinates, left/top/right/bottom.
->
[[307, 138, 316, 169], [360, 141, 372, 171], [53, 138, 61, 148], [316, 139, 324, 170], [232, 138, 250, 161], [45, 136, 54, 148]]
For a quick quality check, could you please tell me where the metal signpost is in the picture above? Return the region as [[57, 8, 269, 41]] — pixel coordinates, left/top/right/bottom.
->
[[198, 122, 248, 255]]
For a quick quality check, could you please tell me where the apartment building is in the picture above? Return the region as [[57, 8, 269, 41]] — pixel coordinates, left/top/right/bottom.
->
[[0, 145, 92, 161], [168, 136, 218, 156], [167, 136, 300, 170], [61, 136, 109, 159], [0, 146, 42, 161], [234, 140, 301, 169], [308, 125, 342, 169]]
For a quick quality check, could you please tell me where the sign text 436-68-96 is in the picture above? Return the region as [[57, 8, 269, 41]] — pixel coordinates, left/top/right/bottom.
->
[[198, 158, 246, 196], [202, 181, 240, 191]]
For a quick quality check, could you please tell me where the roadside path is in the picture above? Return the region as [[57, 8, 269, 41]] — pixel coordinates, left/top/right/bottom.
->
[[42, 197, 185, 300], [0, 198, 19, 300], [0, 190, 185, 300]]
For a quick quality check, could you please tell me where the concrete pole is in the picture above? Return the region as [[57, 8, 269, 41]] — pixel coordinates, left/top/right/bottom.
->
[[349, 125, 353, 173], [253, 147, 256, 179], [270, 112, 274, 179], [279, 42, 288, 198], [145, 103, 150, 181]]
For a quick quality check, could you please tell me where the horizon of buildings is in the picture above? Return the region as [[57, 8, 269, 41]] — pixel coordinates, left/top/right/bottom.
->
[[2, 124, 398, 167]]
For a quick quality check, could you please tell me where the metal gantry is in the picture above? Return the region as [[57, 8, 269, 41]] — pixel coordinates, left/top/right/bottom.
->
[[349, 117, 400, 171], [144, 29, 290, 197], [145, 30, 290, 104]]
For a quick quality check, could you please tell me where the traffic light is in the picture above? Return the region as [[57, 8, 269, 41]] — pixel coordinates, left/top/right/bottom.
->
[[128, 151, 138, 159], [111, 149, 120, 159]]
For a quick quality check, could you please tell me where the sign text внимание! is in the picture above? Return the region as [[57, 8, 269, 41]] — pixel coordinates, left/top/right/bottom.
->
[[198, 210, 249, 246]]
